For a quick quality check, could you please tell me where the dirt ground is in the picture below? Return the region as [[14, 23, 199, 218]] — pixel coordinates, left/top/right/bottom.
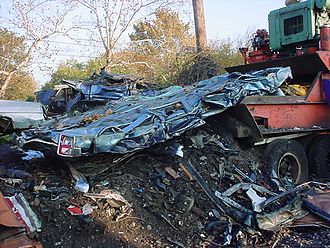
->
[[1, 124, 330, 248]]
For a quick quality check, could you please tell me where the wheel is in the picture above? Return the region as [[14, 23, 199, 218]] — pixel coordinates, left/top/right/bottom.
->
[[263, 139, 308, 186], [298, 134, 320, 153], [308, 135, 330, 177]]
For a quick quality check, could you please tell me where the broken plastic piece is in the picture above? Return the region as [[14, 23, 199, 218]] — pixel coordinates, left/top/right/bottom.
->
[[0, 177, 22, 187], [135, 188, 145, 193], [67, 204, 93, 216], [67, 205, 83, 216], [34, 185, 47, 192], [209, 209, 221, 219], [69, 165, 89, 193], [82, 203, 93, 215], [151, 169, 167, 191], [171, 144, 184, 157], [75, 177, 90, 193], [246, 188, 267, 212]]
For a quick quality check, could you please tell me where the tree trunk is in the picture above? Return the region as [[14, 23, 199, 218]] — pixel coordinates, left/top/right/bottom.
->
[[0, 71, 16, 98]]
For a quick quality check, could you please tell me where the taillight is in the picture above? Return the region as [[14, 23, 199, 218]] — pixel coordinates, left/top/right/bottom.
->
[[58, 135, 74, 156]]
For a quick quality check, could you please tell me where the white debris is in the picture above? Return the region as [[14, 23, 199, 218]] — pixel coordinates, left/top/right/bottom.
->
[[246, 188, 267, 212]]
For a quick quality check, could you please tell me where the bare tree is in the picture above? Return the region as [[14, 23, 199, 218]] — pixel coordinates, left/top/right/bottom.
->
[[74, 0, 189, 67], [234, 26, 258, 50], [0, 0, 77, 97]]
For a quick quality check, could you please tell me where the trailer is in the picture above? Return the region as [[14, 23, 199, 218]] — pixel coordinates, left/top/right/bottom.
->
[[224, 0, 330, 185]]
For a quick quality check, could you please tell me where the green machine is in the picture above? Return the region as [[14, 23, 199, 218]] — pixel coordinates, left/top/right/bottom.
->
[[269, 0, 330, 53]]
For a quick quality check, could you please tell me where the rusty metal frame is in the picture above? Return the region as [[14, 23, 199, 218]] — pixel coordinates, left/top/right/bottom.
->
[[225, 52, 330, 138]]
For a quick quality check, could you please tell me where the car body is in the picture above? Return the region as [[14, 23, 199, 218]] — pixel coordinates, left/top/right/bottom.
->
[[0, 100, 45, 135], [16, 68, 292, 158], [36, 72, 155, 115]]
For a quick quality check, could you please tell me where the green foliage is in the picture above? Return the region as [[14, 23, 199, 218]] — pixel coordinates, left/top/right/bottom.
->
[[128, 9, 195, 85], [47, 9, 197, 88], [43, 59, 105, 89], [210, 39, 244, 72], [0, 28, 26, 72], [127, 10, 243, 86], [47, 10, 245, 89], [3, 72, 37, 100], [175, 38, 243, 84], [26, 95, 36, 102], [0, 28, 37, 100], [130, 9, 193, 54], [0, 135, 12, 144]]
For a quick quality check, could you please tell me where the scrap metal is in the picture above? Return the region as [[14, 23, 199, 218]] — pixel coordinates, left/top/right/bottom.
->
[[17, 67, 292, 158]]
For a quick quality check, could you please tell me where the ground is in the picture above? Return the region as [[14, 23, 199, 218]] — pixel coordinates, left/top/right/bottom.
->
[[1, 125, 330, 248]]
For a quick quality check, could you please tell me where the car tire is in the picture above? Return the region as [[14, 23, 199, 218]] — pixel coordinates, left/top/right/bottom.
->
[[308, 135, 330, 177], [263, 139, 308, 185]]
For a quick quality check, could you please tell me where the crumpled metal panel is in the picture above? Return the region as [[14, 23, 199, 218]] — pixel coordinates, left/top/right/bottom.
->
[[80, 84, 129, 101], [36, 90, 56, 105], [256, 197, 307, 231], [19, 67, 292, 156], [0, 100, 45, 131]]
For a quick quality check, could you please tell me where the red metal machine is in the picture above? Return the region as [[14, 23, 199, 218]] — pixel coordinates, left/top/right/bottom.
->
[[224, 1, 330, 185], [240, 29, 275, 64], [226, 35, 330, 140]]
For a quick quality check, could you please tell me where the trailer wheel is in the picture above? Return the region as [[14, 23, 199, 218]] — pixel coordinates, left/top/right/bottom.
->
[[308, 135, 330, 177], [299, 134, 320, 153], [264, 139, 308, 186]]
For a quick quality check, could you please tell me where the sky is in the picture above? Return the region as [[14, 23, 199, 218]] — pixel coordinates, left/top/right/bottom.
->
[[204, 0, 285, 40], [1, 0, 288, 85]]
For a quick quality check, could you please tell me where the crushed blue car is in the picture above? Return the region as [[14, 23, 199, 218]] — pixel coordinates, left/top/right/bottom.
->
[[17, 67, 292, 158], [36, 70, 154, 115]]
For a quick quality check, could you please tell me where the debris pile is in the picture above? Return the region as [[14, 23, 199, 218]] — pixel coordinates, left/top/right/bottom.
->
[[2, 123, 330, 247], [2, 67, 330, 247]]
